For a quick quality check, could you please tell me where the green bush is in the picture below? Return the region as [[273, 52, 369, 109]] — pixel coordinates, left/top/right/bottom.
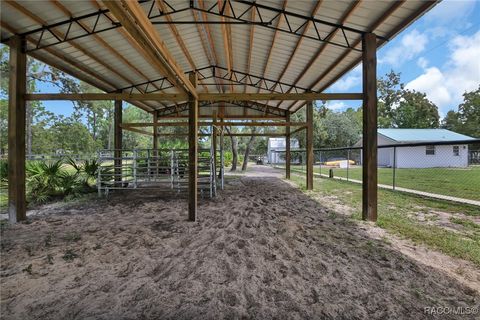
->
[[0, 159, 7, 182]]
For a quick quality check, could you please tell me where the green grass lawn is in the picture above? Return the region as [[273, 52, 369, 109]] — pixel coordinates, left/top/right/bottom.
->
[[281, 164, 480, 201], [290, 173, 480, 266]]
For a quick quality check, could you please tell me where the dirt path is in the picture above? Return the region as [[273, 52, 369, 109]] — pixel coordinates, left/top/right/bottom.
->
[[1, 176, 478, 319]]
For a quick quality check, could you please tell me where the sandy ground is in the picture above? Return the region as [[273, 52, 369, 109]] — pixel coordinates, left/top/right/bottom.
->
[[1, 173, 479, 319]]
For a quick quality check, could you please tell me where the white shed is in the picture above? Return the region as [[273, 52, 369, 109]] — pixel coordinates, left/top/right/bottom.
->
[[355, 129, 475, 168], [267, 138, 299, 164]]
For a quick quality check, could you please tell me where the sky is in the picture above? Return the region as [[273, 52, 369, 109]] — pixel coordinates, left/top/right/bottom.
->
[[34, 0, 480, 118], [325, 0, 480, 117]]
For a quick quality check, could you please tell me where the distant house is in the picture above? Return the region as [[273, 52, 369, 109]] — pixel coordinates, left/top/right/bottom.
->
[[267, 138, 299, 164], [354, 129, 475, 168]]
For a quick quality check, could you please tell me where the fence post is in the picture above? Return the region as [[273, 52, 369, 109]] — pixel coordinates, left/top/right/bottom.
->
[[392, 146, 396, 191], [133, 149, 138, 189], [347, 149, 350, 181], [319, 151, 322, 176]]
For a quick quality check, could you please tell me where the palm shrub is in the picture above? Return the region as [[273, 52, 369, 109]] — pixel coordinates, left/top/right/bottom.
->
[[26, 159, 66, 203], [0, 160, 7, 182], [66, 157, 99, 188]]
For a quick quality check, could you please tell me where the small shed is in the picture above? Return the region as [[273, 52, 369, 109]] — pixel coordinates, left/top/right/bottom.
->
[[268, 138, 299, 164], [355, 129, 475, 168]]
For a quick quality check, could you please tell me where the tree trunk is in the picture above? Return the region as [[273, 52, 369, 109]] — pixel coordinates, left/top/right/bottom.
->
[[225, 126, 238, 171], [242, 127, 256, 171]]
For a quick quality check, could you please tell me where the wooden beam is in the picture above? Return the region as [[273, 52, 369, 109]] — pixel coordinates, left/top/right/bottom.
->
[[156, 0, 209, 93], [362, 33, 378, 222], [114, 98, 122, 184], [285, 112, 291, 179], [281, 0, 361, 110], [121, 121, 307, 127], [272, 1, 322, 96], [158, 115, 285, 120], [198, 93, 363, 101], [290, 125, 307, 135], [244, 5, 255, 93], [306, 102, 314, 190], [212, 111, 218, 176], [102, 0, 197, 97], [154, 133, 286, 137], [153, 112, 158, 150], [25, 92, 362, 101], [188, 72, 198, 221], [288, 1, 405, 112], [8, 36, 27, 223], [6, 1, 157, 112], [121, 126, 154, 136], [1, 18, 154, 113], [25, 93, 188, 101]]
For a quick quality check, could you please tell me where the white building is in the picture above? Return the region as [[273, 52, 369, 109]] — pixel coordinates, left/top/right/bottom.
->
[[355, 129, 475, 168], [267, 138, 299, 164]]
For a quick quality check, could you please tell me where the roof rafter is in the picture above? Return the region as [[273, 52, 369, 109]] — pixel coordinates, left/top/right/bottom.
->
[[270, 1, 322, 95], [156, 100, 287, 118], [287, 0, 406, 112], [50, 0, 160, 110], [4, 1, 155, 112], [102, 0, 197, 97], [282, 0, 362, 110], [115, 65, 312, 95], [156, 0, 209, 93]]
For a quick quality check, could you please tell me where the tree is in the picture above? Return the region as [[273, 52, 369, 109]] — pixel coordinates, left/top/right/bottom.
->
[[457, 87, 480, 137], [319, 109, 362, 147], [241, 127, 256, 171], [224, 126, 238, 171], [441, 110, 461, 132], [394, 89, 439, 128], [378, 70, 403, 128]]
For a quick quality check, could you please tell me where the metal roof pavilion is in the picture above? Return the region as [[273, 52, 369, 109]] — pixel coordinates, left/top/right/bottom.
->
[[2, 0, 440, 223], [1, 0, 438, 116]]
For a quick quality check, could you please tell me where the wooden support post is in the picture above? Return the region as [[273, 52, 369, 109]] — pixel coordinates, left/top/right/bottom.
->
[[114, 98, 122, 184], [306, 102, 314, 190], [212, 111, 218, 174], [8, 36, 27, 223], [285, 112, 291, 179], [153, 112, 158, 150], [188, 72, 198, 221], [362, 33, 378, 222]]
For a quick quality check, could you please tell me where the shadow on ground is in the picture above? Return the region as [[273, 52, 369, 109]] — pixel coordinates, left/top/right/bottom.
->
[[1, 175, 478, 320]]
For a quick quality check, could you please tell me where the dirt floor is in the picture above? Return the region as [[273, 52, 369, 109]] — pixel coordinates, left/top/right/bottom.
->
[[1, 174, 479, 319]]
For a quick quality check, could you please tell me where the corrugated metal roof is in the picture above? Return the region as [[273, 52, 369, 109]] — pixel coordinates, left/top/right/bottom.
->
[[0, 0, 440, 115], [378, 129, 476, 142]]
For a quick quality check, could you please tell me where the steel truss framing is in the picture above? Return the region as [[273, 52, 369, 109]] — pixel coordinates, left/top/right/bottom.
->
[[155, 100, 287, 118], [117, 65, 311, 95], [6, 0, 387, 53]]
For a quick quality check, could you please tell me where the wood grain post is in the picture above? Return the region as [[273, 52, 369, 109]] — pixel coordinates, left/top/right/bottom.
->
[[306, 102, 314, 190], [362, 33, 378, 222], [285, 112, 291, 179], [153, 112, 158, 150], [8, 36, 27, 223], [114, 97, 122, 184], [188, 72, 198, 221], [212, 111, 218, 175]]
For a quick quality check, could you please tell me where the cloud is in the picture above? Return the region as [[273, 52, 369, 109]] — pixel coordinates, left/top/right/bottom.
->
[[326, 101, 348, 111], [380, 29, 428, 66], [417, 57, 428, 69], [405, 30, 480, 115], [329, 65, 361, 91], [426, 0, 477, 25]]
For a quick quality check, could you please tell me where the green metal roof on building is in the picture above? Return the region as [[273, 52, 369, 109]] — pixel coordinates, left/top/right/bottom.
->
[[378, 129, 475, 142]]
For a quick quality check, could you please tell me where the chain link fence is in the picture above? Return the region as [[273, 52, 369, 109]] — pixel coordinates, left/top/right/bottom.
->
[[271, 139, 480, 204]]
